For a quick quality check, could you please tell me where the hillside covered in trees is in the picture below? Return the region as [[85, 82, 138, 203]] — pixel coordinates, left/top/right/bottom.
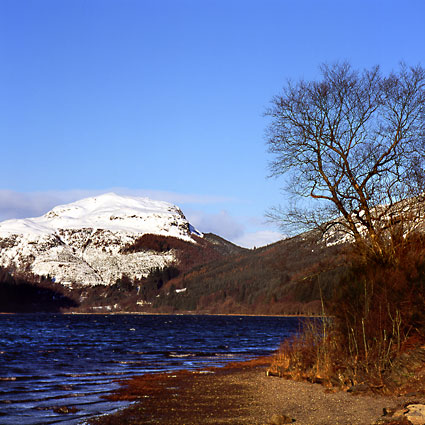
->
[[0, 230, 346, 315]]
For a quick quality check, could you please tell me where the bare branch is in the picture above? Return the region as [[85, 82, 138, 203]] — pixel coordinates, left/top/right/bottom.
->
[[266, 62, 425, 259]]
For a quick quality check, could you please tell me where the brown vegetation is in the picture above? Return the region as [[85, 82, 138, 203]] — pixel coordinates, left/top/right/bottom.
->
[[268, 235, 425, 394], [121, 233, 232, 273]]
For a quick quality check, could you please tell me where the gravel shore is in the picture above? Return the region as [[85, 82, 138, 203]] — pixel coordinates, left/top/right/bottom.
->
[[88, 360, 410, 425]]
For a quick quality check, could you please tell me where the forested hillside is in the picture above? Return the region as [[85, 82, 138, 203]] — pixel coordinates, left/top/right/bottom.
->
[[0, 268, 77, 312], [153, 231, 346, 315], [0, 230, 346, 315]]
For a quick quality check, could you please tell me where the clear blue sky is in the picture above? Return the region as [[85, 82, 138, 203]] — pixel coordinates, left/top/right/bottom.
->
[[1, 0, 424, 247]]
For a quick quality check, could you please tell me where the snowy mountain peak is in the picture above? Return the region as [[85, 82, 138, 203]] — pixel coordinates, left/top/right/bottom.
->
[[0, 193, 201, 239], [46, 193, 179, 221], [0, 193, 201, 286]]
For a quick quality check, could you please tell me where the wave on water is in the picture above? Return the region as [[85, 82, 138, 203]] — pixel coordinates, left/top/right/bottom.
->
[[0, 314, 300, 424]]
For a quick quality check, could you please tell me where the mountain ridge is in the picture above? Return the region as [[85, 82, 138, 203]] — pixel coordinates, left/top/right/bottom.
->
[[0, 193, 205, 286]]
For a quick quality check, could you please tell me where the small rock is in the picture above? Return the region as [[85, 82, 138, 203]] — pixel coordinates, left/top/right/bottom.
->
[[269, 413, 295, 424], [52, 405, 78, 414], [406, 404, 425, 425]]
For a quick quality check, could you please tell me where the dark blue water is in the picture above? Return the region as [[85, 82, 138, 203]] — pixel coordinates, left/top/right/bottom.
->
[[0, 314, 300, 424]]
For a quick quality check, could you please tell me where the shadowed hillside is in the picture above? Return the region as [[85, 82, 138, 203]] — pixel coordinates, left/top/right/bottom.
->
[[152, 231, 347, 315], [0, 267, 78, 312]]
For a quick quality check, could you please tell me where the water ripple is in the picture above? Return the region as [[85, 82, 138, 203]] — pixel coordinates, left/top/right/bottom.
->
[[0, 314, 299, 424]]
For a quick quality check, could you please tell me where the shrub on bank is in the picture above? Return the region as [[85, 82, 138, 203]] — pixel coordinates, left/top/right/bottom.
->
[[269, 235, 425, 393]]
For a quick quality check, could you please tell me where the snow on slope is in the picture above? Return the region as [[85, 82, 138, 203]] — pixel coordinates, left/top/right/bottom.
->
[[0, 193, 202, 286], [0, 192, 201, 238]]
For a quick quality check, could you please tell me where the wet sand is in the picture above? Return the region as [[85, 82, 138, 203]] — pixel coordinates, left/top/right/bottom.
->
[[87, 358, 409, 425]]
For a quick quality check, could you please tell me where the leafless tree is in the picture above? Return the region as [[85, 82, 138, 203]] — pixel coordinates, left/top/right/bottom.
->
[[265, 62, 425, 260]]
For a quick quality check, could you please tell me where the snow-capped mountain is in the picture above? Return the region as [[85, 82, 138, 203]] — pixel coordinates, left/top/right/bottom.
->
[[0, 193, 202, 286]]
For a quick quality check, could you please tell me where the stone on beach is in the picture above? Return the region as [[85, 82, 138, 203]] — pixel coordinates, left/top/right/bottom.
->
[[405, 404, 425, 425], [269, 412, 295, 424]]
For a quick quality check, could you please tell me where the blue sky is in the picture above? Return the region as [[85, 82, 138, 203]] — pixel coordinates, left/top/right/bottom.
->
[[1, 0, 424, 247]]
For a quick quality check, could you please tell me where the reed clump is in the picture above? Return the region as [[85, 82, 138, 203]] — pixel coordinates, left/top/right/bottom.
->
[[269, 235, 425, 394]]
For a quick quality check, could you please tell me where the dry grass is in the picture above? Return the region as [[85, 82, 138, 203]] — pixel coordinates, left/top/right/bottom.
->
[[269, 236, 425, 394], [269, 319, 425, 394]]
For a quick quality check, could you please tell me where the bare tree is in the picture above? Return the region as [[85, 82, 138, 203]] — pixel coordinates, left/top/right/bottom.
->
[[265, 62, 425, 259]]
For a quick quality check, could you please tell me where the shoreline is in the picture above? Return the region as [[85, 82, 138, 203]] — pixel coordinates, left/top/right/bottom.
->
[[65, 311, 312, 317], [0, 311, 317, 318], [86, 358, 407, 425]]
